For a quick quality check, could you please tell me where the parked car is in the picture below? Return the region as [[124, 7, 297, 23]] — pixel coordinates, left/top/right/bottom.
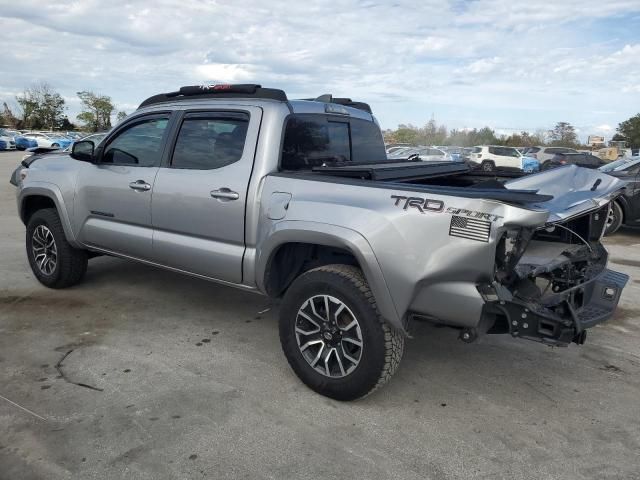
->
[[599, 156, 640, 235], [388, 146, 454, 162], [437, 146, 463, 161], [525, 146, 579, 163], [542, 152, 606, 170], [469, 145, 531, 171], [0, 128, 17, 150], [10, 83, 628, 400], [386, 146, 412, 156], [14, 134, 38, 150], [22, 132, 73, 149]]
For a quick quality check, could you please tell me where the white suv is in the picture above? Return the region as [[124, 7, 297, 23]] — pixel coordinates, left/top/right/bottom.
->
[[470, 145, 524, 171]]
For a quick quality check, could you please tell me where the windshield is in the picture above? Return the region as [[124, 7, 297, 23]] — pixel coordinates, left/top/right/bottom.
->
[[599, 156, 640, 172]]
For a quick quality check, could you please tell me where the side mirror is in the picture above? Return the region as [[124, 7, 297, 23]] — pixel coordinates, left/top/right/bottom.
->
[[71, 140, 95, 162]]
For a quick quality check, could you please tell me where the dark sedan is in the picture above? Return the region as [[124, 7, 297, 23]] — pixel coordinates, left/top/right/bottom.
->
[[542, 152, 606, 170], [600, 157, 640, 235]]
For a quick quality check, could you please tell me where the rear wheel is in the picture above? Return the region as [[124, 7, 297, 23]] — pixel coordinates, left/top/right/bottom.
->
[[481, 160, 495, 172], [605, 202, 623, 236], [279, 264, 404, 400], [26, 208, 88, 288]]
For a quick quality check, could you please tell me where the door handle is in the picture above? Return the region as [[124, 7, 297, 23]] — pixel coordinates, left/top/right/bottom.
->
[[129, 180, 151, 192], [210, 188, 240, 201]]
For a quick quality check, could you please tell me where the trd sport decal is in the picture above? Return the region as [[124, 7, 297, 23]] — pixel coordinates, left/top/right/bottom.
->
[[390, 195, 444, 213], [390, 195, 503, 222]]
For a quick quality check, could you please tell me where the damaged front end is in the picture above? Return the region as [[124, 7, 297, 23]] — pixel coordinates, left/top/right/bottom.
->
[[478, 167, 629, 346]]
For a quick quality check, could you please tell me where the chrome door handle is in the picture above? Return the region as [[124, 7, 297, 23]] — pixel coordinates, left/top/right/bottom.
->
[[210, 188, 240, 201], [129, 180, 151, 192]]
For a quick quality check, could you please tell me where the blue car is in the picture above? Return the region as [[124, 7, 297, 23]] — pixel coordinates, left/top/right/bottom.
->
[[14, 135, 38, 150]]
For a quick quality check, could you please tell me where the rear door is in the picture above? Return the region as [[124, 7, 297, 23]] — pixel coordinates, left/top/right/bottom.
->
[[151, 107, 262, 284]]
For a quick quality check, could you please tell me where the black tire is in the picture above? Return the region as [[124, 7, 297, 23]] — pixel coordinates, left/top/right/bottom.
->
[[481, 161, 495, 172], [605, 202, 623, 236], [26, 208, 88, 289], [279, 264, 404, 400]]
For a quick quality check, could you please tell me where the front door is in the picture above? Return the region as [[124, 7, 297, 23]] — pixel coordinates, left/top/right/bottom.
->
[[73, 114, 171, 260], [151, 108, 262, 284]]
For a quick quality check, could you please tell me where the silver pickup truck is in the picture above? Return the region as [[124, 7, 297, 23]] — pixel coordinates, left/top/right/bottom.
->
[[11, 84, 629, 400]]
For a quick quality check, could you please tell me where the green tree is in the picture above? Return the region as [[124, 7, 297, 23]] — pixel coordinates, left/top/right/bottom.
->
[[393, 124, 421, 144], [116, 111, 128, 123], [77, 91, 115, 132], [548, 122, 579, 147], [15, 83, 65, 129], [616, 114, 640, 148]]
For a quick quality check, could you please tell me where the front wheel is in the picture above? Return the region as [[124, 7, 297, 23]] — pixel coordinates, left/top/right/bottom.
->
[[605, 202, 623, 236], [279, 264, 404, 400], [26, 208, 88, 288]]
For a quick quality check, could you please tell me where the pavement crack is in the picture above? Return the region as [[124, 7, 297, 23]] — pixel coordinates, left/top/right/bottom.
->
[[55, 349, 104, 392]]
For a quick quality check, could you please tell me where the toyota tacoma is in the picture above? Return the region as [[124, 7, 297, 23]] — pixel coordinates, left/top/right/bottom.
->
[[10, 84, 629, 400]]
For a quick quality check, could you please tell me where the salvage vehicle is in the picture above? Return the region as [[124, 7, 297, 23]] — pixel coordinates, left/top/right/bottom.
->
[[10, 84, 629, 400], [599, 156, 640, 235]]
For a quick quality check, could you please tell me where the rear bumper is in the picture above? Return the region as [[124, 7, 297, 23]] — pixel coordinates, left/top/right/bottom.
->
[[480, 267, 629, 345]]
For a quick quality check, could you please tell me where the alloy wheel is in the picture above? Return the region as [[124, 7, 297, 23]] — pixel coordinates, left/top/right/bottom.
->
[[294, 295, 363, 378], [31, 225, 57, 275]]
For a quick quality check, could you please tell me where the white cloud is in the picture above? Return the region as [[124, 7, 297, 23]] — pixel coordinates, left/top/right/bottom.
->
[[0, 0, 639, 132]]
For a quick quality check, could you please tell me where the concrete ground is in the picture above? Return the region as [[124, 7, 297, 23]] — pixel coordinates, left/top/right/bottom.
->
[[1, 149, 639, 480]]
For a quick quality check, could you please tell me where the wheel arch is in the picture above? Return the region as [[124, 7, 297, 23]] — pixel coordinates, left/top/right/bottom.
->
[[19, 185, 81, 248], [256, 222, 403, 330]]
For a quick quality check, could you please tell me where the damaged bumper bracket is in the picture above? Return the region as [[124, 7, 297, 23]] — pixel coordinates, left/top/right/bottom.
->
[[480, 268, 629, 346]]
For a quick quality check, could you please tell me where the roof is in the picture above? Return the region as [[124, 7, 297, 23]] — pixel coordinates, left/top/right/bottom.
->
[[137, 84, 374, 119]]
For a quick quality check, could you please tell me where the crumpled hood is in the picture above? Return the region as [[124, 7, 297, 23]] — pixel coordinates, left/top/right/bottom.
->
[[504, 165, 626, 222]]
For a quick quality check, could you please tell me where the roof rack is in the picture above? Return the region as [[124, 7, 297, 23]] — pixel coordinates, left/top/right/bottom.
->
[[138, 84, 288, 108], [304, 94, 372, 114]]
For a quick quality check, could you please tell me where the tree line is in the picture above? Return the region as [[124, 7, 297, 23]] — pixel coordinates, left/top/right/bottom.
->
[[0, 82, 128, 132], [383, 119, 582, 148], [384, 117, 640, 149]]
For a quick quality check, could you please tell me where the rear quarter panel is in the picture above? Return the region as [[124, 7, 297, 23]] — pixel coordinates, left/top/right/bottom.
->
[[256, 174, 549, 328]]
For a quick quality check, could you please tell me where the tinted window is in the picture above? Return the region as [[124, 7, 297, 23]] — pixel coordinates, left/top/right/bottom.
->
[[103, 117, 169, 166], [351, 118, 386, 161], [502, 147, 520, 157], [281, 115, 386, 170], [546, 148, 561, 154], [281, 116, 350, 170], [171, 114, 249, 170]]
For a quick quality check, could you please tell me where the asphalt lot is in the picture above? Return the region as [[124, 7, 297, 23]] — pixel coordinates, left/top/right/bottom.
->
[[1, 149, 639, 480]]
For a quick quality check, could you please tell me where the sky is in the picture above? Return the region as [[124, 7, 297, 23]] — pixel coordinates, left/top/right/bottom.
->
[[1, 0, 640, 141]]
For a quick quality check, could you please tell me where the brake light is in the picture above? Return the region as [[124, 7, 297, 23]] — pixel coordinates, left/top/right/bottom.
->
[[560, 160, 566, 164]]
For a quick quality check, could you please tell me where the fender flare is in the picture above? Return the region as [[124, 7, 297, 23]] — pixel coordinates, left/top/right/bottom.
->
[[255, 220, 403, 331], [18, 183, 82, 248]]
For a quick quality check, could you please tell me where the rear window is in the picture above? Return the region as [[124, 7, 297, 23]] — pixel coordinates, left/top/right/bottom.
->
[[280, 114, 385, 170]]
